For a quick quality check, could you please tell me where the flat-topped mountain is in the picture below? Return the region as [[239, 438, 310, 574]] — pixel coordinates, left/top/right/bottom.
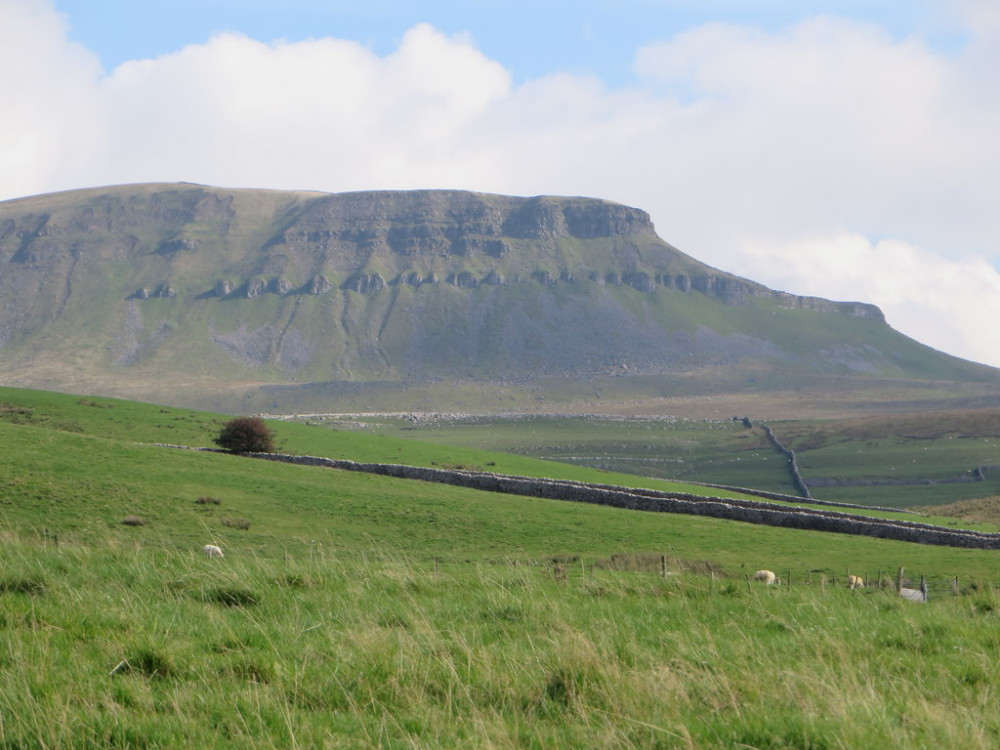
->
[[0, 183, 995, 412]]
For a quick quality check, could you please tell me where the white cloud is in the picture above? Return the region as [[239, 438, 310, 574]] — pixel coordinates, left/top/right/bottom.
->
[[96, 23, 511, 191], [0, 0, 997, 367], [741, 233, 1000, 368], [0, 0, 105, 197], [629, 16, 999, 257]]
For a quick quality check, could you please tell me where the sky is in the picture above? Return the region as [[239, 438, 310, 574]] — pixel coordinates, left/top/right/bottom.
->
[[2, 0, 999, 368]]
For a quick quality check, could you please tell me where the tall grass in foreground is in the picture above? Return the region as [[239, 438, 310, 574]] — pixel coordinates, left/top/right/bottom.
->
[[2, 531, 1000, 748]]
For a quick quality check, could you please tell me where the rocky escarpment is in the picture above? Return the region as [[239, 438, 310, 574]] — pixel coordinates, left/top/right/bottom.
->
[[0, 184, 882, 316], [0, 183, 989, 409]]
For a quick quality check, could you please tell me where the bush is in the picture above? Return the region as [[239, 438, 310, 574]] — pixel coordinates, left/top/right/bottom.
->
[[213, 417, 276, 454]]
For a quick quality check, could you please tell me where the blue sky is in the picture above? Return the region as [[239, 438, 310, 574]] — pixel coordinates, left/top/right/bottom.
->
[[55, 0, 959, 84], [2, 0, 999, 367]]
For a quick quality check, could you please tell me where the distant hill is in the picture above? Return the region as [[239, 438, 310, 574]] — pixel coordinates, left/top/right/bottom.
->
[[0, 182, 996, 413]]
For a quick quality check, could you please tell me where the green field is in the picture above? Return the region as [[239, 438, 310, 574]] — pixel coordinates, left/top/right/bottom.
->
[[293, 410, 1000, 510], [5, 386, 1000, 747], [772, 412, 1000, 508], [288, 414, 800, 493], [4, 535, 1000, 748]]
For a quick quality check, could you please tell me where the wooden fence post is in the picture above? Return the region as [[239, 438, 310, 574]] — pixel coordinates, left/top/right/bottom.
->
[[896, 567, 905, 594], [661, 555, 667, 578]]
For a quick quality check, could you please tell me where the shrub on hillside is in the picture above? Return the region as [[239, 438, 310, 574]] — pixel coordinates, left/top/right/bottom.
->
[[213, 417, 276, 454]]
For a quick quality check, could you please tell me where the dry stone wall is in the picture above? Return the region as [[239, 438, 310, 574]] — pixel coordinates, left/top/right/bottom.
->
[[232, 450, 1000, 551]]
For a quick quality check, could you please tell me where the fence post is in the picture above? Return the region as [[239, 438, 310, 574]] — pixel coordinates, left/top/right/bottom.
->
[[952, 577, 959, 596], [896, 567, 904, 594], [661, 554, 667, 578], [878, 569, 883, 591]]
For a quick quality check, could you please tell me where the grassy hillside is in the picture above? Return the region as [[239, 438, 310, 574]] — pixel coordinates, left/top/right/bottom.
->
[[3, 183, 998, 416], [5, 386, 1000, 746], [1, 384, 997, 565]]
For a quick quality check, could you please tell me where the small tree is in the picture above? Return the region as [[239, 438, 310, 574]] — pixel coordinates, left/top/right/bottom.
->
[[214, 417, 276, 454]]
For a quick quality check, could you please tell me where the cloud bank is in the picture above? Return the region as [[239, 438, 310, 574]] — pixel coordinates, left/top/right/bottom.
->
[[2, 0, 997, 366]]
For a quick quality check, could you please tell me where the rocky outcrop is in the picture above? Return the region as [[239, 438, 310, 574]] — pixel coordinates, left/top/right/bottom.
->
[[214, 279, 234, 297], [132, 283, 177, 299], [768, 291, 884, 321], [306, 274, 332, 295], [244, 278, 267, 298], [622, 272, 656, 293], [447, 271, 479, 288], [343, 271, 386, 294], [532, 270, 557, 287]]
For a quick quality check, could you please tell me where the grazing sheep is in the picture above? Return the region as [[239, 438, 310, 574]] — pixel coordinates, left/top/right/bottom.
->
[[848, 574, 864, 589], [202, 544, 224, 558], [751, 569, 777, 585]]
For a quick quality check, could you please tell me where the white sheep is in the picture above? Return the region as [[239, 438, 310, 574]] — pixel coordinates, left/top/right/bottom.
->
[[751, 569, 777, 585], [848, 574, 864, 589], [202, 544, 224, 558]]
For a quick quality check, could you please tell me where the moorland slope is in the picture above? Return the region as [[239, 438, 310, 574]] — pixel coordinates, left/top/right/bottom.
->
[[1, 183, 996, 413]]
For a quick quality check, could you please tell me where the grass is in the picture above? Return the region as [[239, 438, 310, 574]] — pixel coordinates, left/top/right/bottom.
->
[[771, 413, 1000, 508], [302, 413, 800, 493], [317, 411, 1000, 509], [5, 385, 1000, 745], [2, 532, 1000, 748]]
